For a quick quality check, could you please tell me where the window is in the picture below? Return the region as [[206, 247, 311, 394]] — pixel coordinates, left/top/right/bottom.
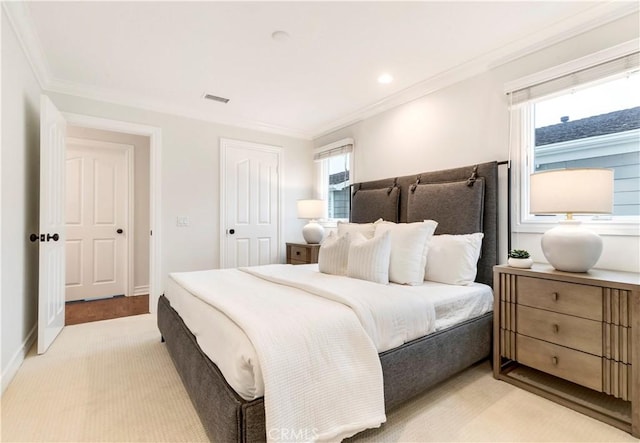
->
[[314, 138, 354, 223], [533, 75, 640, 216], [507, 46, 640, 234]]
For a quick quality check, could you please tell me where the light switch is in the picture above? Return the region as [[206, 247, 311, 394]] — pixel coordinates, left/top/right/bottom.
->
[[177, 216, 190, 227]]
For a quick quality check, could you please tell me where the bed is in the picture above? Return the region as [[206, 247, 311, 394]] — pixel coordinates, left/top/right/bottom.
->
[[158, 161, 499, 442]]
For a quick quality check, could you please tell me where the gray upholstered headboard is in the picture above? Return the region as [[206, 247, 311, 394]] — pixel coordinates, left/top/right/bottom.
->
[[350, 161, 498, 287]]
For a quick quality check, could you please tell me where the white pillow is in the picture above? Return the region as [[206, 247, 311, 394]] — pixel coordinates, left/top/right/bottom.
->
[[337, 220, 377, 239], [424, 233, 484, 286], [374, 220, 438, 285], [318, 232, 351, 276], [347, 231, 391, 284]]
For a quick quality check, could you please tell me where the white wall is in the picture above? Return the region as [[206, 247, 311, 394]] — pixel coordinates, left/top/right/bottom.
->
[[46, 92, 314, 276], [314, 12, 640, 272], [66, 126, 151, 294], [1, 9, 42, 392], [315, 71, 508, 183]]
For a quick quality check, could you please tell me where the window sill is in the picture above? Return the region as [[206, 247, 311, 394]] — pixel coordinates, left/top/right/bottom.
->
[[513, 219, 640, 237]]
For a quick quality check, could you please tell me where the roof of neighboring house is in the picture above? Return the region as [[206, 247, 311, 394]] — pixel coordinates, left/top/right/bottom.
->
[[535, 106, 640, 146], [329, 170, 350, 186]]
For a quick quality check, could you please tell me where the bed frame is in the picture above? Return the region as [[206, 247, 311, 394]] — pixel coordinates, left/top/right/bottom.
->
[[158, 161, 499, 442]]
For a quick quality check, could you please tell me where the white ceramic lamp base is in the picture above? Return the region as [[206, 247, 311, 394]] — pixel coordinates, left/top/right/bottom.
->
[[541, 220, 603, 273], [302, 220, 324, 244]]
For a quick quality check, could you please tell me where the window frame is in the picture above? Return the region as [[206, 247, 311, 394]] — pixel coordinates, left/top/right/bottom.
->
[[313, 138, 354, 227], [508, 41, 640, 237]]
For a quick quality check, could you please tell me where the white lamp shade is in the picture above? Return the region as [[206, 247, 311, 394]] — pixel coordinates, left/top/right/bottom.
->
[[297, 199, 324, 220], [530, 168, 613, 215]]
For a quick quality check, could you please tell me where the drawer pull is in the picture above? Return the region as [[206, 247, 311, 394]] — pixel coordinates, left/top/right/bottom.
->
[[552, 356, 558, 365], [551, 292, 559, 301], [296, 251, 301, 256], [552, 324, 559, 333]]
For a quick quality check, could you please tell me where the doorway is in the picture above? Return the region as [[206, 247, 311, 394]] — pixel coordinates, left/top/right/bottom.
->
[[63, 128, 150, 324], [37, 99, 162, 353], [62, 113, 163, 316]]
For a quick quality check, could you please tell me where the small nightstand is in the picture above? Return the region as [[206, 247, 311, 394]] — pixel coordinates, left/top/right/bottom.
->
[[493, 264, 639, 437], [286, 242, 320, 265]]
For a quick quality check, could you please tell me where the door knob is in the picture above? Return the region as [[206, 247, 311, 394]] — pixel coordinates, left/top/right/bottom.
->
[[116, 229, 124, 234], [32, 233, 60, 242], [229, 229, 235, 235]]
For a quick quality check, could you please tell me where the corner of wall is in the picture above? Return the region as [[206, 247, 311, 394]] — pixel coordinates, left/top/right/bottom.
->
[[1, 3, 43, 395], [1, 324, 36, 395]]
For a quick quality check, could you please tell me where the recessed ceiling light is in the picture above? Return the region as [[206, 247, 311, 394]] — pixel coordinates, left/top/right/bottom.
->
[[378, 73, 393, 84], [271, 30, 290, 42]]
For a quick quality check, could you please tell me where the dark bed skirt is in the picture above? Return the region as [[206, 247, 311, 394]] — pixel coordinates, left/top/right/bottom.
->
[[157, 295, 492, 442]]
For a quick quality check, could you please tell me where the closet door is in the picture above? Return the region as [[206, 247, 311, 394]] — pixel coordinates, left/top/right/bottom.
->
[[220, 139, 281, 268]]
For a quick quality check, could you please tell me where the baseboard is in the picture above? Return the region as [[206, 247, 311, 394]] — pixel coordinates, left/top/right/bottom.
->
[[133, 285, 149, 296], [1, 323, 37, 395]]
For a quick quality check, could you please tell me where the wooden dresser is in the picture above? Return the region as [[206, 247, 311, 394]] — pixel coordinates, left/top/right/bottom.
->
[[493, 264, 639, 437], [286, 242, 320, 265]]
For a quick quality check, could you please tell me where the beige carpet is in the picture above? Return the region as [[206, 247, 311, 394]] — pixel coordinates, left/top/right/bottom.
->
[[1, 314, 637, 443]]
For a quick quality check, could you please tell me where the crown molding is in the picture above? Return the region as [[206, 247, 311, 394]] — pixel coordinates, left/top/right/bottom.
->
[[46, 77, 314, 139], [2, 1, 50, 89], [310, 56, 493, 139], [310, 1, 640, 139]]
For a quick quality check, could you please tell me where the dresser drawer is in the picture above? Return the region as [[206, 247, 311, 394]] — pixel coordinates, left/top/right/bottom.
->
[[517, 305, 602, 356], [289, 245, 311, 263], [518, 276, 602, 321], [286, 243, 320, 265], [517, 334, 602, 391]]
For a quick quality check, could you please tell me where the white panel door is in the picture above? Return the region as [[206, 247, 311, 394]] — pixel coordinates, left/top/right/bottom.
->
[[65, 142, 128, 301], [221, 139, 281, 268], [38, 95, 66, 354]]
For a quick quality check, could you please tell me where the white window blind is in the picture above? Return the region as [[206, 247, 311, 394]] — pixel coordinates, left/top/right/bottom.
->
[[508, 51, 639, 105], [313, 141, 353, 161]]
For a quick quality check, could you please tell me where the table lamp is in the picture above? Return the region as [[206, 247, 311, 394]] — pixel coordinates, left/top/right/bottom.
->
[[297, 199, 325, 244], [530, 168, 613, 272]]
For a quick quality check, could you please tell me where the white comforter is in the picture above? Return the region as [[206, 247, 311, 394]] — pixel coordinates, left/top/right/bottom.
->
[[169, 264, 438, 442]]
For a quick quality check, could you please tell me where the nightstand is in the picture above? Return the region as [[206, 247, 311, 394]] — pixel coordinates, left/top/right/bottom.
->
[[286, 242, 320, 265], [493, 264, 639, 437]]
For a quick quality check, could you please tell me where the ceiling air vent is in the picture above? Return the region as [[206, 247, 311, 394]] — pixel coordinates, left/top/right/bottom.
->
[[203, 93, 230, 104]]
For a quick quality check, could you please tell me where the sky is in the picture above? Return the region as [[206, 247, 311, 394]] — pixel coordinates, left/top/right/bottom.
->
[[535, 71, 640, 128]]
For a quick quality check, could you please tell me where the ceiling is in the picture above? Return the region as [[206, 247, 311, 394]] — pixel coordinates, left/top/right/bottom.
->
[[5, 1, 638, 139]]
